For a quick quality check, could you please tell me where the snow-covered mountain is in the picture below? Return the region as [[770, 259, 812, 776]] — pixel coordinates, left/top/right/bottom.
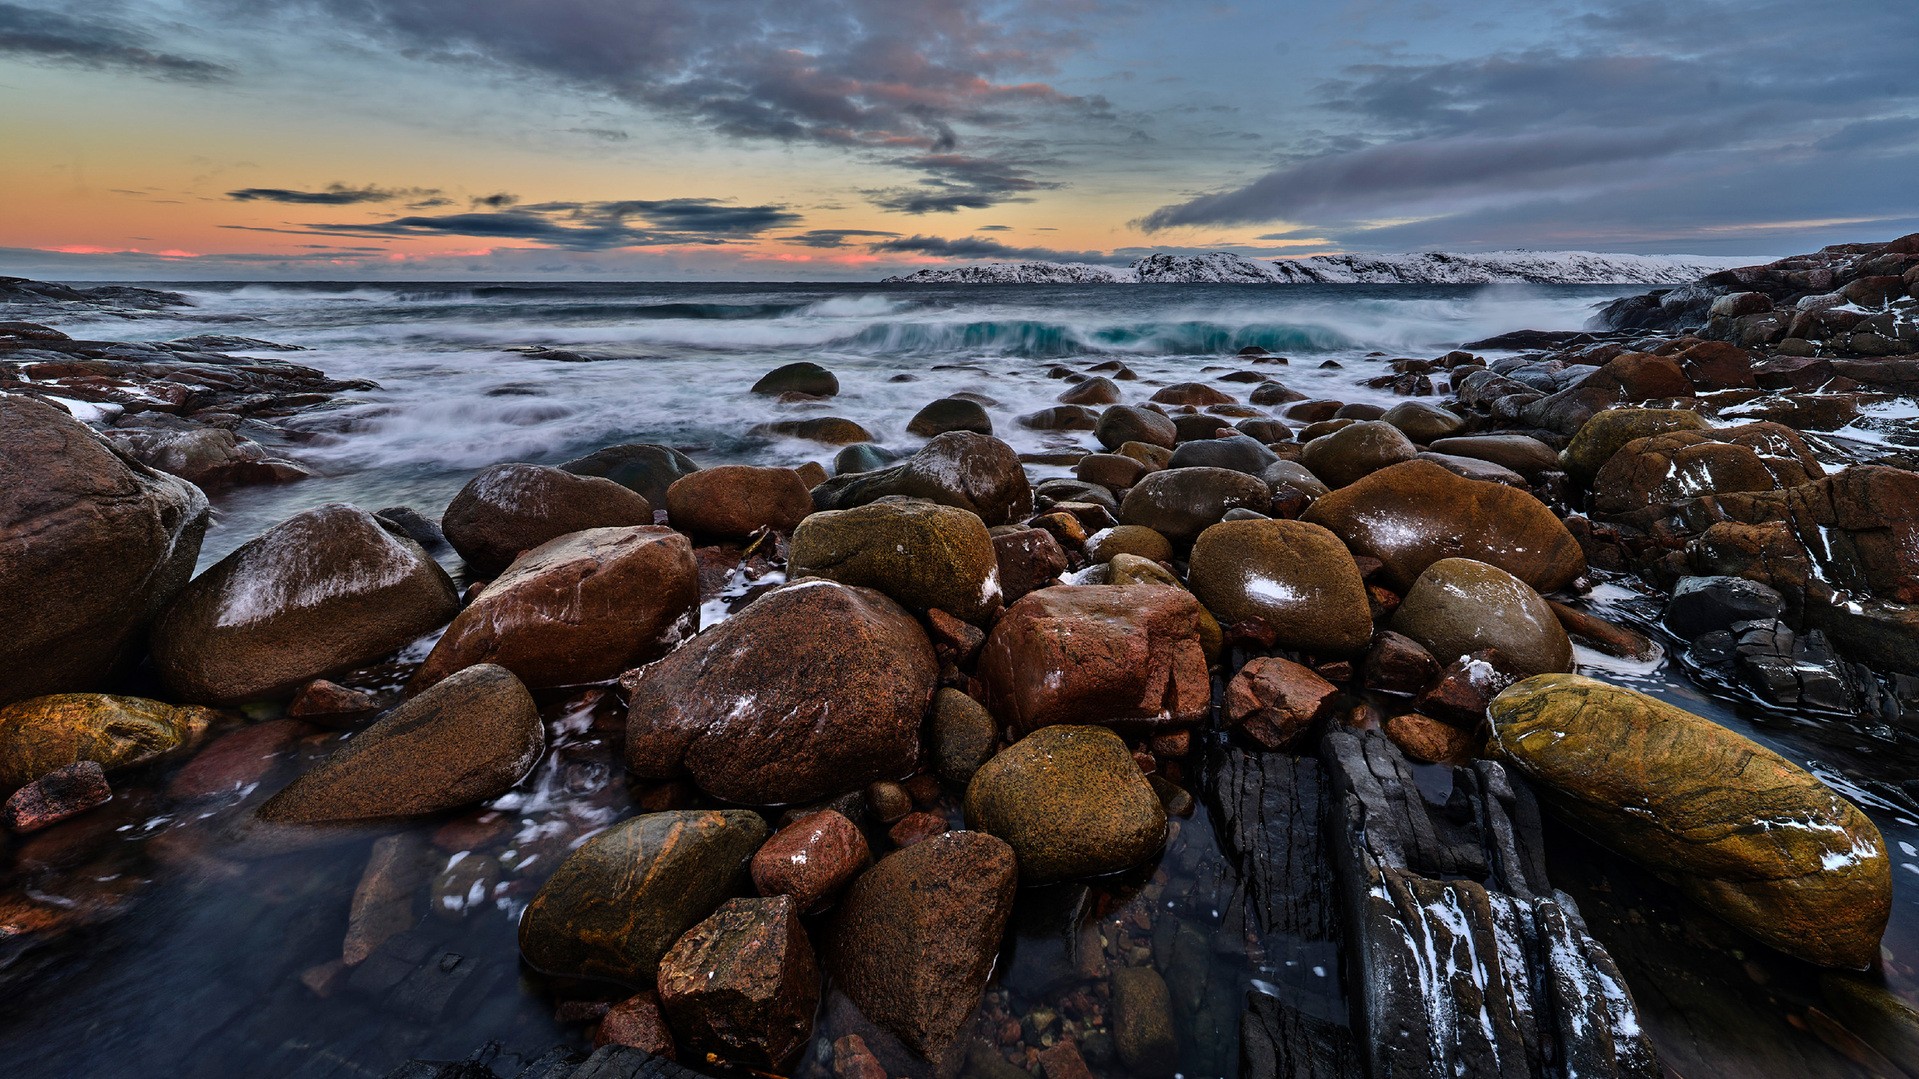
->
[[883, 250, 1753, 285]]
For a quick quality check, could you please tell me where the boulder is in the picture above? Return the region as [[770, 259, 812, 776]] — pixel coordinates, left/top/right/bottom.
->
[[1166, 435, 1279, 475], [1223, 657, 1337, 750], [1380, 401, 1464, 443], [1110, 967, 1179, 1075], [828, 831, 1018, 1063], [835, 443, 899, 476], [624, 579, 935, 805], [1666, 575, 1786, 639], [519, 809, 768, 984], [0, 694, 214, 792], [908, 398, 992, 437], [561, 443, 701, 506], [665, 465, 813, 537], [1076, 452, 1148, 490], [1186, 519, 1373, 655], [1117, 467, 1271, 544], [2, 760, 112, 832], [789, 501, 1001, 623], [0, 396, 208, 706], [413, 526, 698, 690], [751, 809, 870, 913], [257, 664, 543, 823], [1393, 558, 1572, 677], [979, 585, 1209, 734], [443, 463, 655, 576], [1058, 377, 1119, 405], [963, 725, 1166, 884], [752, 361, 839, 397], [1561, 408, 1709, 481], [657, 895, 820, 1069], [929, 688, 997, 787], [1084, 524, 1173, 565], [1150, 382, 1235, 406], [1095, 405, 1177, 451], [1302, 460, 1586, 591], [812, 432, 1033, 526], [1489, 674, 1889, 969], [1300, 420, 1417, 488], [1427, 435, 1562, 480], [753, 417, 875, 444], [1591, 431, 1777, 515], [149, 503, 460, 704], [990, 526, 1068, 601]]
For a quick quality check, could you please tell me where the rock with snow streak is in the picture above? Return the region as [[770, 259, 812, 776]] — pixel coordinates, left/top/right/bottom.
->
[[1319, 727, 1658, 1079]]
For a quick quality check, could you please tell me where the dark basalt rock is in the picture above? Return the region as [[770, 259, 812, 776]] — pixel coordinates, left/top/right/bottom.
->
[[561, 443, 701, 506]]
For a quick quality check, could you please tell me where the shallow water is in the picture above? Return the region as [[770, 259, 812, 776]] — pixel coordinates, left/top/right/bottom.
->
[[8, 280, 1919, 1077]]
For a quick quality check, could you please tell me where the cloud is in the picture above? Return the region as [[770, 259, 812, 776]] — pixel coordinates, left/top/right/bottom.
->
[[864, 152, 1062, 213], [220, 0, 1106, 211], [790, 228, 901, 248], [869, 233, 1127, 264], [0, 2, 231, 82], [299, 197, 804, 250], [470, 192, 519, 208], [227, 183, 432, 205]]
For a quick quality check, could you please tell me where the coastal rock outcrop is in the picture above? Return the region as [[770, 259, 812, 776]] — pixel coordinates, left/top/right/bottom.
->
[[0, 694, 215, 791]]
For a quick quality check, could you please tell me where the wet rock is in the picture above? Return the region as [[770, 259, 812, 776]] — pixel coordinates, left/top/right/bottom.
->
[[624, 578, 935, 805], [372, 505, 448, 554], [104, 419, 308, 489], [1561, 407, 1710, 481], [1117, 466, 1270, 544], [597, 992, 678, 1058], [909, 398, 993, 437], [1382, 713, 1474, 764], [752, 362, 839, 397], [1299, 420, 1417, 488], [520, 809, 769, 984], [813, 432, 1033, 526], [1592, 431, 1778, 515], [165, 717, 306, 800], [258, 664, 543, 824], [1302, 460, 1586, 591], [1427, 434, 1562, 480], [1490, 673, 1890, 968], [1381, 401, 1464, 442], [2, 761, 111, 832], [1110, 966, 1179, 1075], [1099, 555, 1222, 659], [442, 463, 655, 576], [1150, 382, 1235, 406], [0, 396, 208, 706], [828, 830, 1018, 1064], [752, 809, 870, 913], [1020, 405, 1100, 431], [1095, 405, 1177, 451], [657, 895, 820, 1069], [430, 851, 500, 921], [1362, 631, 1441, 695], [964, 725, 1166, 884], [979, 585, 1209, 734], [754, 417, 876, 445], [1039, 1041, 1097, 1079], [415, 526, 698, 690], [1083, 524, 1172, 564], [1224, 657, 1338, 749], [989, 527, 1068, 602], [0, 694, 214, 791], [931, 688, 998, 787], [1075, 452, 1147, 490], [1058, 377, 1119, 405], [1666, 575, 1786, 639], [834, 443, 898, 476], [1187, 518, 1373, 655], [344, 833, 431, 965], [832, 1034, 886, 1079], [790, 500, 1002, 623], [1413, 450, 1527, 487], [562, 443, 702, 506], [665, 465, 814, 538], [1166, 434, 1279, 475], [1393, 557, 1572, 677]]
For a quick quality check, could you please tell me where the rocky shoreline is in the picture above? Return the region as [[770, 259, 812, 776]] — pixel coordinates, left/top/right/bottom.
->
[[2, 239, 1918, 1079]]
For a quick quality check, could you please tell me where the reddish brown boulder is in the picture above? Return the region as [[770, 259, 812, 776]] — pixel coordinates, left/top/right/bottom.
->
[[624, 579, 936, 805], [0, 396, 208, 706], [1786, 466, 1919, 604], [1418, 650, 1521, 721], [287, 679, 378, 719], [979, 585, 1209, 734], [1186, 519, 1374, 656], [666, 465, 814, 537], [1363, 631, 1441, 695], [442, 463, 655, 576], [1302, 460, 1586, 591], [811, 432, 1034, 526], [1149, 382, 1235, 406], [752, 809, 871, 912], [166, 718, 308, 800], [1224, 657, 1338, 749], [889, 812, 948, 848], [3, 761, 111, 832], [828, 831, 1018, 1064], [832, 1035, 887, 1079], [596, 991, 678, 1058], [1591, 431, 1778, 516], [990, 527, 1068, 602], [150, 503, 460, 704], [413, 526, 697, 690], [1384, 713, 1476, 764], [1678, 341, 1757, 390], [657, 895, 821, 1069]]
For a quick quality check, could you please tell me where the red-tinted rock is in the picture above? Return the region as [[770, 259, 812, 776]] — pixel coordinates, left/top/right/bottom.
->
[[1384, 713, 1477, 764], [624, 578, 936, 805], [1417, 650, 1521, 722], [752, 809, 870, 912], [811, 433, 1034, 527], [926, 609, 987, 667], [978, 585, 1209, 734], [829, 831, 1018, 1064], [832, 1034, 887, 1079], [1039, 1041, 1097, 1079], [990, 527, 1068, 602], [666, 465, 814, 538], [1224, 657, 1338, 749], [413, 526, 698, 690], [596, 991, 678, 1058], [3, 761, 110, 832], [287, 679, 378, 719], [1362, 631, 1441, 695], [442, 463, 654, 576], [166, 718, 308, 800], [888, 811, 949, 848], [657, 895, 820, 1069]]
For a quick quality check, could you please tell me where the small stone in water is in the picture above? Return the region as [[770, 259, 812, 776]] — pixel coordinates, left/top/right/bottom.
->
[[596, 991, 678, 1059], [287, 678, 378, 719], [751, 809, 869, 913], [831, 1034, 886, 1079], [867, 780, 912, 823], [3, 760, 110, 833], [889, 811, 948, 848]]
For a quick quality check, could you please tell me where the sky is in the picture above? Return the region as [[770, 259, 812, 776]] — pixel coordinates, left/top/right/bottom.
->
[[2, 0, 1916, 280]]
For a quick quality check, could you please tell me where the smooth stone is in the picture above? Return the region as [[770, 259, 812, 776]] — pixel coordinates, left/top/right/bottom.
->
[[812, 432, 1033, 527], [1561, 407, 1709, 480], [561, 443, 701, 506], [930, 688, 998, 787], [1095, 406, 1177, 451], [1167, 435, 1280, 475], [1380, 401, 1465, 442], [519, 809, 768, 984], [752, 361, 839, 397], [908, 398, 993, 437], [1150, 382, 1236, 406], [835, 443, 899, 475], [789, 500, 1002, 623], [443, 463, 654, 577], [751, 809, 870, 913], [258, 664, 543, 824], [1300, 420, 1417, 488], [964, 725, 1166, 884], [1110, 966, 1180, 1075], [1186, 519, 1373, 655], [1084, 525, 1173, 565], [1058, 377, 1119, 405], [0, 694, 213, 791], [753, 417, 875, 445], [665, 465, 814, 537], [1117, 467, 1271, 544], [1428, 435, 1562, 480], [1393, 558, 1572, 677]]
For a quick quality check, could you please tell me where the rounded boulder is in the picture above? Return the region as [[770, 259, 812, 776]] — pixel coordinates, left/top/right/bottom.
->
[[789, 500, 1002, 623], [443, 463, 655, 577], [964, 725, 1166, 884], [1187, 519, 1373, 655], [1392, 557, 1572, 677]]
